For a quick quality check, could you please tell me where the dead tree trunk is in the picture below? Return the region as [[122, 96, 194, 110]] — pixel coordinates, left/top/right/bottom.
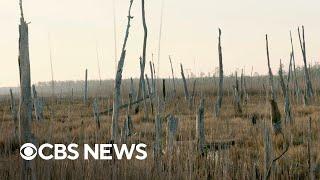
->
[[266, 35, 276, 101], [111, 0, 134, 141], [169, 56, 176, 96], [32, 85, 43, 121], [215, 29, 224, 117], [84, 69, 88, 104], [9, 89, 19, 137], [196, 98, 205, 155], [18, 1, 35, 179], [135, 0, 149, 112], [180, 64, 190, 106], [298, 26, 313, 103], [279, 54, 294, 124], [290, 31, 301, 104]]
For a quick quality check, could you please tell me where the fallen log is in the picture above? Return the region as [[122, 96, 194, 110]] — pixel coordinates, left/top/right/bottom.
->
[[101, 94, 151, 115]]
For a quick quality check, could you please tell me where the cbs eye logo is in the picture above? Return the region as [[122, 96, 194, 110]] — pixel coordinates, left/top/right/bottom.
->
[[20, 143, 37, 160]]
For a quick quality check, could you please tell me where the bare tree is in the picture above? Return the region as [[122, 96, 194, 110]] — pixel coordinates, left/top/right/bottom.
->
[[298, 26, 313, 103], [18, 1, 36, 179], [265, 35, 276, 101], [215, 29, 224, 117], [111, 0, 134, 141]]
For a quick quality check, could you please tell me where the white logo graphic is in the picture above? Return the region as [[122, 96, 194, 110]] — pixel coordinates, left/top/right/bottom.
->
[[19, 143, 147, 160], [20, 143, 37, 160]]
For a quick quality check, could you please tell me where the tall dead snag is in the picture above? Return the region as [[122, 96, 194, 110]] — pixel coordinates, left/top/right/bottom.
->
[[265, 35, 276, 101], [32, 85, 43, 121], [215, 28, 224, 117], [298, 26, 313, 103], [9, 89, 19, 137], [18, 1, 35, 179], [84, 69, 88, 104], [196, 98, 205, 155], [135, 0, 148, 113], [111, 0, 134, 141], [290, 31, 300, 104], [180, 64, 191, 108], [169, 56, 176, 96]]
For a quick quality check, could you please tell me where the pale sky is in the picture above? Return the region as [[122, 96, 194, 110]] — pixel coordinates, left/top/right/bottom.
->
[[1, 0, 320, 87]]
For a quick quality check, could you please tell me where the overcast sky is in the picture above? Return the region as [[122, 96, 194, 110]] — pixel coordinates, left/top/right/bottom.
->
[[1, 0, 320, 87]]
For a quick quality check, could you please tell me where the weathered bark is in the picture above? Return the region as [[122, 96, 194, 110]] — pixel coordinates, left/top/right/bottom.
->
[[140, 58, 149, 120], [214, 29, 224, 117], [169, 56, 176, 96], [84, 69, 88, 104], [9, 89, 19, 137], [111, 0, 134, 141], [18, 1, 36, 179], [298, 26, 313, 101], [265, 34, 276, 101], [196, 98, 205, 155], [32, 85, 43, 121]]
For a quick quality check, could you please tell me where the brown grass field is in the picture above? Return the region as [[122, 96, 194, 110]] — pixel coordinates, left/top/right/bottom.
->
[[1, 78, 320, 179]]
